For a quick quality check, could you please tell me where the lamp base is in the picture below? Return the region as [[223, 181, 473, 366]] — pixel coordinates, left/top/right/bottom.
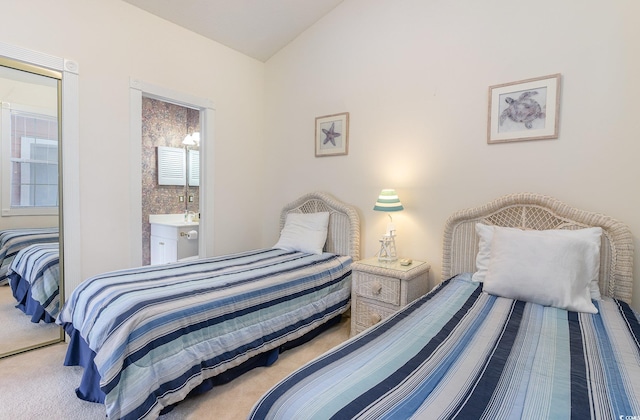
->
[[378, 234, 398, 262]]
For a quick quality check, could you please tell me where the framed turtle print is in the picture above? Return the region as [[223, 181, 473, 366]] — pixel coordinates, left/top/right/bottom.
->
[[315, 112, 349, 157], [487, 74, 561, 144]]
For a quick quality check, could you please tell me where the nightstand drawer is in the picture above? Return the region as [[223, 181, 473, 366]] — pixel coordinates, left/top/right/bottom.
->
[[350, 257, 430, 337], [355, 299, 398, 330], [354, 273, 400, 305]]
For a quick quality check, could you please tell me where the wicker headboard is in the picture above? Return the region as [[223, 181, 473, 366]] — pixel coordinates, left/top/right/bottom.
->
[[442, 193, 634, 302], [280, 191, 361, 261]]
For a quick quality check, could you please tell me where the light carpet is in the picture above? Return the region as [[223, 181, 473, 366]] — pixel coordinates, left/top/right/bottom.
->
[[0, 315, 351, 419], [0, 285, 60, 356]]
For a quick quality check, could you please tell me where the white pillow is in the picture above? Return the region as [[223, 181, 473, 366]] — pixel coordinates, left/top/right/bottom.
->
[[473, 224, 603, 300], [472, 224, 519, 283], [273, 212, 330, 255], [482, 227, 600, 313]]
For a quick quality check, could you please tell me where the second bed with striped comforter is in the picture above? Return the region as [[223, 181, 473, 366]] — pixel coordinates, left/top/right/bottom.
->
[[250, 273, 640, 420]]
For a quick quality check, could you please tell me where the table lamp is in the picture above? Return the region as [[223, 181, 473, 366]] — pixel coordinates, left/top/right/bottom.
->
[[373, 189, 403, 262]]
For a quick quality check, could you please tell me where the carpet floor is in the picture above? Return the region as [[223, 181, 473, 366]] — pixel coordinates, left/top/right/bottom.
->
[[0, 285, 60, 356], [0, 315, 351, 419]]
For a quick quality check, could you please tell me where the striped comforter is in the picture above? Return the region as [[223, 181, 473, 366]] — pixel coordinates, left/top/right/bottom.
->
[[57, 249, 352, 420], [0, 227, 59, 285], [8, 242, 60, 319], [250, 274, 640, 420]]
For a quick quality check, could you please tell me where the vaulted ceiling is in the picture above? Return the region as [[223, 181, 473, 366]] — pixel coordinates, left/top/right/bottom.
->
[[123, 0, 344, 62]]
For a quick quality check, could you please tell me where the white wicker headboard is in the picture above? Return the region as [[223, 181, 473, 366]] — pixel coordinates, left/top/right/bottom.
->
[[442, 193, 634, 303], [280, 191, 361, 261]]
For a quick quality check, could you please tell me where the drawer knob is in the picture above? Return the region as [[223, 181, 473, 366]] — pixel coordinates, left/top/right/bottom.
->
[[371, 313, 382, 324], [372, 281, 382, 295]]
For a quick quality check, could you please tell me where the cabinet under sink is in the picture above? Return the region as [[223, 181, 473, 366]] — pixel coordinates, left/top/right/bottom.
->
[[149, 214, 199, 265]]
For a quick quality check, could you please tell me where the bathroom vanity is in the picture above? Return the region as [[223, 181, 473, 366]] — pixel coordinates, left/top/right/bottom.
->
[[149, 214, 199, 265]]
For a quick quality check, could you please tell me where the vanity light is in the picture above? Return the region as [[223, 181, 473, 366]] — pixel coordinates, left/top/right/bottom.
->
[[183, 132, 200, 146], [183, 134, 196, 146], [373, 189, 403, 262]]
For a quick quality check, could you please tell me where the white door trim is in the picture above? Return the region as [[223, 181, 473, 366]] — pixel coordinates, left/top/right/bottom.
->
[[129, 78, 215, 266]]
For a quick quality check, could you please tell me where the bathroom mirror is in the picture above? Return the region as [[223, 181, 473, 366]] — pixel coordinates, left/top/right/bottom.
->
[[0, 55, 64, 358]]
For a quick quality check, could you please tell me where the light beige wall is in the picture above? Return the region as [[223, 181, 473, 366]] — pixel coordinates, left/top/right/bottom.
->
[[1, 0, 266, 280], [4, 0, 638, 310], [264, 0, 640, 308]]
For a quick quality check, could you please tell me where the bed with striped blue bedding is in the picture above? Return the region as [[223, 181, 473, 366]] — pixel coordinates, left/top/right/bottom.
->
[[57, 248, 352, 420], [250, 273, 640, 420], [0, 227, 59, 285], [8, 242, 60, 323]]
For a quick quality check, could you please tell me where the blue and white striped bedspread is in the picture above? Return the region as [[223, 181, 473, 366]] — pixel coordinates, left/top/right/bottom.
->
[[57, 249, 352, 420], [250, 274, 640, 420], [8, 242, 60, 318], [0, 227, 59, 285]]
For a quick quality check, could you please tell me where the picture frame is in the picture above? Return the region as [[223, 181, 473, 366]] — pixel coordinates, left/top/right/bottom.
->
[[315, 112, 349, 157], [487, 74, 561, 144]]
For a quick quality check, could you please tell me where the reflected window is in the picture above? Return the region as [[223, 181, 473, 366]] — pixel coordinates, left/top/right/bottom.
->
[[9, 109, 59, 208], [0, 62, 59, 217]]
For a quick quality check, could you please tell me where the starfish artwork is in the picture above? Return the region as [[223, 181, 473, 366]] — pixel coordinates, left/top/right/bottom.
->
[[322, 122, 341, 146]]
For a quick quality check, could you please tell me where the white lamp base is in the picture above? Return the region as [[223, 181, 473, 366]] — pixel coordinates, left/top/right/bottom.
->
[[378, 233, 398, 262]]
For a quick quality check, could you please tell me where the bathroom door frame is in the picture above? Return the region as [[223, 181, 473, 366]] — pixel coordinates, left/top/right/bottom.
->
[[129, 79, 215, 266]]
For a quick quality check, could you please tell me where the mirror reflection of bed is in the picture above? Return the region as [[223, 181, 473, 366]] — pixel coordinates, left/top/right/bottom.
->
[[0, 56, 64, 357]]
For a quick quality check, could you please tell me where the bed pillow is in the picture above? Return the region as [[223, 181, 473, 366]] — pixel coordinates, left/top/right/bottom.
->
[[482, 227, 600, 313], [471, 223, 519, 283], [472, 224, 603, 300], [273, 212, 330, 255]]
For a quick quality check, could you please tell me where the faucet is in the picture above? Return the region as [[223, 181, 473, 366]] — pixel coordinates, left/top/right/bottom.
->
[[184, 210, 197, 223]]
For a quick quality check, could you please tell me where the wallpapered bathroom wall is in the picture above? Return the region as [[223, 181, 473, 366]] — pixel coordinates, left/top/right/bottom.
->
[[141, 97, 200, 265]]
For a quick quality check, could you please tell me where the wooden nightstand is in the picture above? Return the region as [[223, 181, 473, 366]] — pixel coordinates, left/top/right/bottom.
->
[[350, 257, 430, 336]]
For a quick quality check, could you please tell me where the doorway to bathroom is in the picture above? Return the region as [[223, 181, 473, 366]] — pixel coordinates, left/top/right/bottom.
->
[[141, 98, 200, 265], [129, 79, 215, 268]]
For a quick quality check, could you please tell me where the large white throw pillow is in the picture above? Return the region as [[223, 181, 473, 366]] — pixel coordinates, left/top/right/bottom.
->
[[273, 212, 330, 255], [482, 227, 600, 313], [473, 224, 603, 300], [472, 224, 519, 283]]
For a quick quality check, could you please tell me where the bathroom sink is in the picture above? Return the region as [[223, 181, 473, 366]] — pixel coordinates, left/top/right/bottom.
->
[[149, 214, 199, 227]]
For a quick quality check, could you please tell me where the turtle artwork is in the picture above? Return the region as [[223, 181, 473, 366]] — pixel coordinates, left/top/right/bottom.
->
[[499, 90, 545, 129]]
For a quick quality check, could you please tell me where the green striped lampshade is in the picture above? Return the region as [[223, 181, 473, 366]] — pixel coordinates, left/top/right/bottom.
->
[[373, 189, 404, 212]]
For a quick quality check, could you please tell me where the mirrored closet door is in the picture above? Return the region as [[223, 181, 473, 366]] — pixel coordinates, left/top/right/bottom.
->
[[0, 56, 64, 358]]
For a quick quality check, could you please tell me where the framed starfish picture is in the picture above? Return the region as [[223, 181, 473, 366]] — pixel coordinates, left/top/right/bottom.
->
[[487, 74, 561, 144], [315, 112, 349, 157]]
